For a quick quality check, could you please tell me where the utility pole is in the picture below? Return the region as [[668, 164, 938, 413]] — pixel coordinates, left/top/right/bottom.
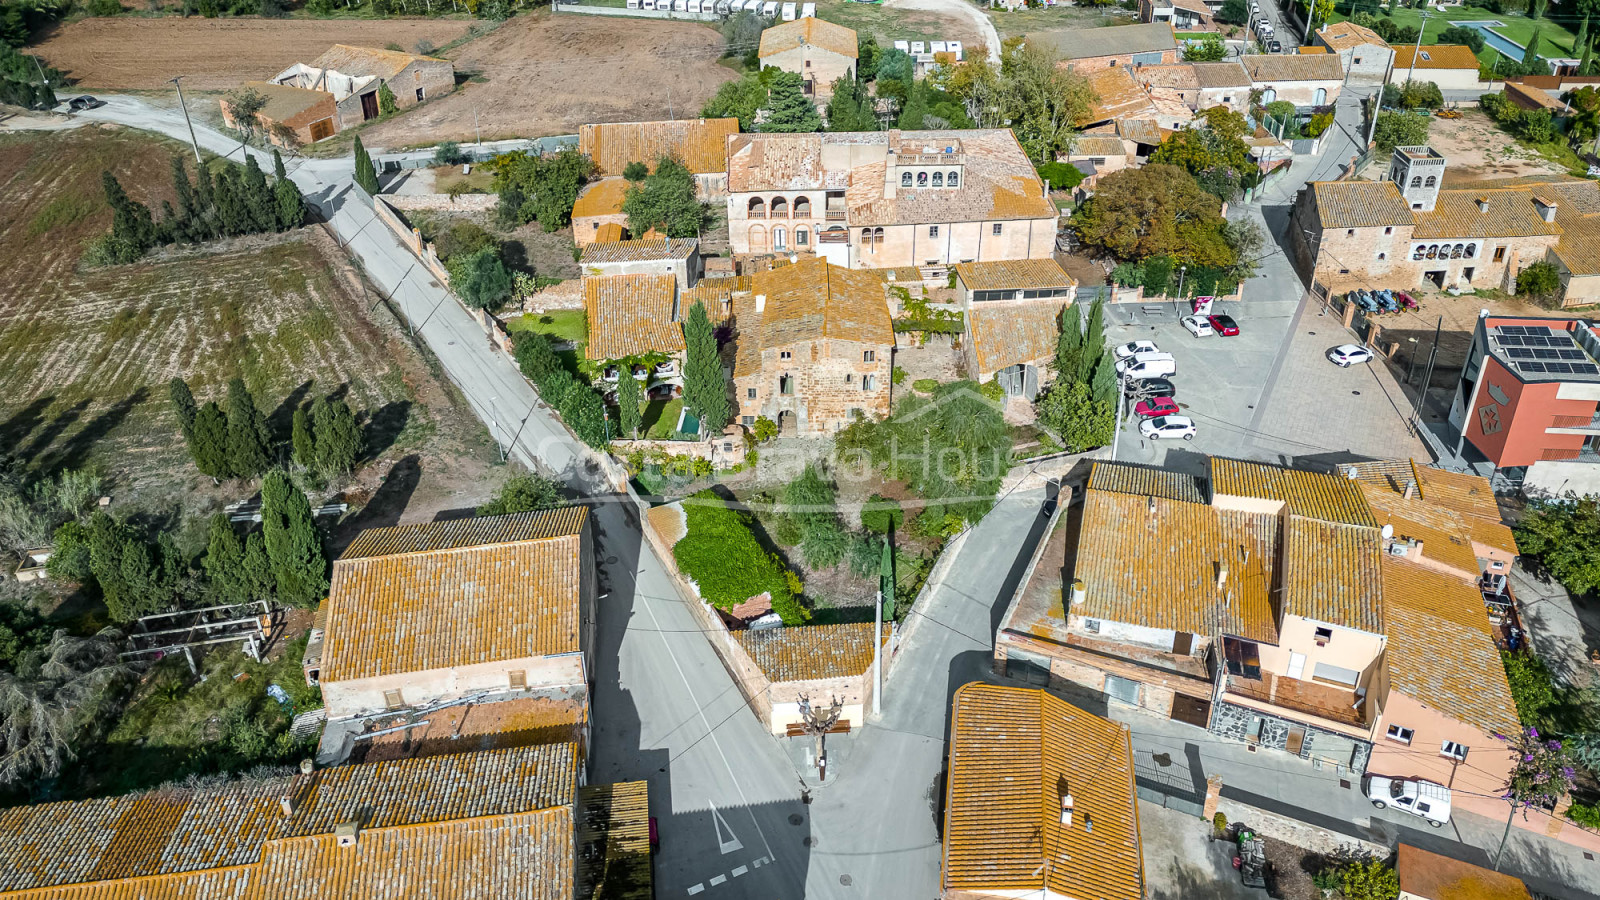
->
[[1406, 11, 1431, 89], [1366, 87, 1381, 149], [474, 108, 482, 148], [798, 694, 843, 781], [1409, 315, 1443, 431], [871, 587, 882, 718], [170, 76, 203, 166], [1109, 370, 1128, 461]]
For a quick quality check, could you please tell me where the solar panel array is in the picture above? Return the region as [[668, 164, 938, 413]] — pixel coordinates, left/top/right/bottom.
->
[[1515, 361, 1600, 375], [1493, 324, 1600, 380]]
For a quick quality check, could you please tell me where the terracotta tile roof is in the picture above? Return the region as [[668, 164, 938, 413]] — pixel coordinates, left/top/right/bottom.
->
[[1191, 60, 1252, 87], [0, 868, 253, 900], [726, 133, 829, 192], [1411, 188, 1563, 240], [1384, 558, 1520, 736], [1132, 62, 1199, 92], [1073, 489, 1279, 642], [876, 266, 928, 284], [1089, 461, 1207, 504], [943, 683, 1143, 900], [245, 809, 573, 900], [1241, 52, 1344, 83], [1317, 21, 1389, 50], [1360, 484, 1482, 575], [1503, 81, 1564, 111], [1210, 457, 1376, 526], [572, 177, 629, 219], [1393, 44, 1481, 70], [967, 302, 1068, 375], [731, 622, 888, 681], [1282, 516, 1383, 632], [592, 222, 626, 244], [1116, 118, 1171, 147], [682, 274, 751, 322], [1066, 135, 1130, 158], [645, 502, 687, 548], [578, 118, 740, 177], [580, 237, 697, 265], [1413, 466, 1518, 555], [1034, 22, 1176, 60], [351, 694, 588, 764], [575, 782, 652, 900], [584, 274, 683, 361], [311, 44, 444, 79], [1555, 226, 1600, 276], [758, 17, 859, 59], [321, 509, 588, 683], [1080, 66, 1157, 125], [0, 743, 580, 893], [1397, 844, 1532, 900], [955, 258, 1075, 292], [234, 81, 328, 122], [731, 258, 894, 377], [1343, 458, 1420, 493], [342, 508, 587, 558]]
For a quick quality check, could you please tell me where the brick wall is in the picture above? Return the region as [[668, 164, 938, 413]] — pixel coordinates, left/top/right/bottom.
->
[[736, 337, 893, 435]]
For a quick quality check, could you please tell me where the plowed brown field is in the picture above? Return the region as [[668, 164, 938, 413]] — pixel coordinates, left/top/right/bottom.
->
[[31, 16, 473, 90]]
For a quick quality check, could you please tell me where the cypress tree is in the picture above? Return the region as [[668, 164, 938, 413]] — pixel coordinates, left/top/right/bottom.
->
[[86, 513, 133, 621], [191, 401, 231, 478], [1078, 298, 1106, 384], [101, 170, 155, 260], [203, 514, 251, 604], [195, 162, 220, 240], [1054, 302, 1084, 386], [759, 71, 822, 133], [681, 301, 729, 435], [353, 136, 380, 195], [242, 155, 276, 233], [1525, 25, 1544, 66], [261, 470, 327, 607], [225, 377, 271, 478], [169, 377, 198, 442], [897, 82, 930, 131], [272, 149, 288, 180], [311, 396, 362, 475], [617, 367, 642, 439], [242, 531, 275, 600], [171, 156, 198, 240], [291, 406, 316, 470], [213, 167, 247, 236], [272, 149, 305, 229]]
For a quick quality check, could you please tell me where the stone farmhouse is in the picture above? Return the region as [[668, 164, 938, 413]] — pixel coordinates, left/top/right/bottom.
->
[[1129, 59, 1253, 117], [573, 118, 741, 245], [1035, 21, 1179, 73], [991, 457, 1556, 843], [954, 258, 1076, 398], [311, 509, 597, 725], [1291, 146, 1600, 304], [758, 17, 859, 102], [260, 44, 454, 140], [580, 236, 701, 289], [941, 682, 1144, 900], [0, 743, 650, 900], [725, 129, 1059, 269], [1241, 52, 1345, 107], [1312, 21, 1394, 84], [221, 81, 339, 147]]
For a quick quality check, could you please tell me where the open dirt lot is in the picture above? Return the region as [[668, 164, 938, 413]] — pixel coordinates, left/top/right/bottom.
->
[[360, 11, 737, 147], [30, 16, 474, 90], [0, 126, 507, 519], [1430, 109, 1572, 185]]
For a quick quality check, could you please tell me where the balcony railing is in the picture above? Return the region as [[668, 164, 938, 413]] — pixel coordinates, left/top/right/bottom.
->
[[746, 210, 766, 219], [1551, 414, 1600, 429], [1219, 670, 1370, 729], [824, 210, 847, 221]]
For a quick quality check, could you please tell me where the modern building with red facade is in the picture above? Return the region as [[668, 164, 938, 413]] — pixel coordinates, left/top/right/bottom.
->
[[1448, 314, 1600, 497]]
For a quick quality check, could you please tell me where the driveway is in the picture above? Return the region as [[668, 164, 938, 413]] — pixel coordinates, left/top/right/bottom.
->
[[885, 0, 1002, 63]]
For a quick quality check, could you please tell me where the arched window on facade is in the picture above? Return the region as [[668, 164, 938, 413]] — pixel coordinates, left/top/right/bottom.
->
[[873, 227, 884, 245], [932, 172, 944, 187], [1414, 246, 1425, 260], [861, 228, 874, 248], [748, 197, 765, 218], [749, 224, 767, 253], [794, 197, 811, 218], [901, 172, 913, 187], [1411, 176, 1422, 188], [773, 226, 787, 250], [1425, 176, 1436, 187], [771, 196, 788, 218], [948, 171, 959, 187], [917, 171, 928, 186], [1466, 243, 1477, 257]]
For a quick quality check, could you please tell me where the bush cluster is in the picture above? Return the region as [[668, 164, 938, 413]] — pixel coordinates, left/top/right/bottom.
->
[[672, 491, 807, 625]]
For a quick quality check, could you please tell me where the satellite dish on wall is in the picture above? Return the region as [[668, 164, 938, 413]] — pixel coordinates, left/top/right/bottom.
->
[[1381, 524, 1394, 540]]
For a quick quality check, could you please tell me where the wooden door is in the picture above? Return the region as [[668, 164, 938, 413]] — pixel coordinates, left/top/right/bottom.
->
[[309, 118, 334, 142], [1169, 694, 1210, 728], [360, 91, 379, 121], [1286, 725, 1306, 756]]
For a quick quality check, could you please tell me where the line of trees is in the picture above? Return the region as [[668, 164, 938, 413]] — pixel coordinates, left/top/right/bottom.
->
[[171, 377, 361, 482], [510, 331, 610, 447], [92, 151, 306, 266], [1035, 299, 1116, 453]]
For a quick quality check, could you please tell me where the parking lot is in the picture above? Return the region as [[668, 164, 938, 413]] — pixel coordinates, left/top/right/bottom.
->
[[1105, 294, 1430, 471]]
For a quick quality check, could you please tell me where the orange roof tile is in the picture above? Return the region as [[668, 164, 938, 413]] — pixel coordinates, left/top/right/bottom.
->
[[583, 274, 683, 362], [1397, 844, 1532, 900], [572, 177, 629, 219], [731, 622, 887, 681], [1241, 52, 1344, 82], [580, 237, 697, 265], [966, 302, 1068, 375], [1313, 180, 1414, 229], [1393, 44, 1481, 70], [311, 44, 445, 79], [1079, 66, 1157, 126], [574, 782, 652, 900], [0, 867, 253, 900], [1089, 460, 1207, 504], [1317, 21, 1389, 50], [1360, 484, 1482, 576], [943, 683, 1143, 900], [731, 258, 894, 378], [578, 118, 740, 177], [321, 509, 588, 684], [1503, 81, 1564, 111], [955, 258, 1075, 292], [758, 17, 859, 59], [1411, 188, 1563, 240], [1282, 516, 1384, 632], [1211, 457, 1377, 526], [592, 222, 626, 244]]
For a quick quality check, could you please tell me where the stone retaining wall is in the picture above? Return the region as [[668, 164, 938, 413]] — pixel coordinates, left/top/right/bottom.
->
[[385, 193, 498, 212]]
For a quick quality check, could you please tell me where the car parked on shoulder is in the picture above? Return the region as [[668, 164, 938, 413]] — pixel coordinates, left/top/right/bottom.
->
[[1207, 314, 1240, 336], [1116, 352, 1177, 378], [1364, 774, 1450, 827], [1327, 344, 1375, 367], [1180, 315, 1214, 337], [67, 95, 104, 111], [1125, 377, 1176, 400], [1134, 396, 1180, 419], [1139, 415, 1196, 441], [1269, 39, 1283, 52], [1114, 339, 1161, 359]]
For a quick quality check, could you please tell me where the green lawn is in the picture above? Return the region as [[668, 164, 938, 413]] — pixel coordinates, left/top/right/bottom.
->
[[1327, 6, 1581, 63], [508, 309, 587, 345], [641, 397, 684, 440]]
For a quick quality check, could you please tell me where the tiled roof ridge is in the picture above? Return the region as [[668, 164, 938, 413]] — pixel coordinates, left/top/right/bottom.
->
[[336, 529, 582, 566], [340, 507, 587, 560]]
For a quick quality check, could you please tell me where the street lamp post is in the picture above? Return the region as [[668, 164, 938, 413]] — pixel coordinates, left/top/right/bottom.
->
[[169, 76, 204, 166]]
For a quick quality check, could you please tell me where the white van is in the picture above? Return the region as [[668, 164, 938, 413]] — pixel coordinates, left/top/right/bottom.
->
[[1116, 352, 1177, 378], [763, 1, 779, 16], [782, 1, 796, 19], [801, 2, 815, 16], [1365, 775, 1451, 827]]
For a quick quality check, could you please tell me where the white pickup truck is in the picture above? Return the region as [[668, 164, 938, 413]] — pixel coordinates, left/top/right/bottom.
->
[[1364, 774, 1451, 827]]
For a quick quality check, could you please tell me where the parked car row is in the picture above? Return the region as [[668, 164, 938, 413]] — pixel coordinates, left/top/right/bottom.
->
[[1114, 342, 1195, 441], [1346, 288, 1418, 315], [1180, 313, 1240, 338]]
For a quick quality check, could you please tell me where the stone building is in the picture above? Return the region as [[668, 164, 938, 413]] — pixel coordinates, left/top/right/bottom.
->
[[757, 17, 860, 102], [954, 258, 1075, 397], [221, 82, 338, 147], [1313, 21, 1393, 84], [1035, 22, 1179, 73], [1242, 52, 1344, 107], [730, 622, 888, 735], [315, 508, 596, 721], [571, 178, 632, 248], [729, 257, 896, 435], [269, 44, 454, 131], [1129, 60, 1253, 116], [580, 236, 701, 289], [578, 117, 740, 198], [725, 129, 1059, 269], [1291, 146, 1600, 301], [1060, 134, 1135, 190]]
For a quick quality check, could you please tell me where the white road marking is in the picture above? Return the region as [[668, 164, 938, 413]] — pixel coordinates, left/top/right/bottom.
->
[[709, 875, 727, 886], [709, 801, 744, 855], [732, 866, 748, 877], [687, 885, 704, 895]]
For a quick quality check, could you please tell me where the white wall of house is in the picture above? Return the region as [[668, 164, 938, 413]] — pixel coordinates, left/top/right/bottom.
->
[[323, 653, 586, 719]]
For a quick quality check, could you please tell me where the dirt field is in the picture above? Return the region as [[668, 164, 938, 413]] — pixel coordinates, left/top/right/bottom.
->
[[815, 0, 981, 49], [360, 11, 737, 147], [1430, 109, 1572, 185], [31, 17, 475, 90], [0, 125, 508, 520]]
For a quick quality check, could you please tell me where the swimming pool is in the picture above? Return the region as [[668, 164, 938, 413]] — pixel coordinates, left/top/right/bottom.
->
[[1449, 19, 1532, 61]]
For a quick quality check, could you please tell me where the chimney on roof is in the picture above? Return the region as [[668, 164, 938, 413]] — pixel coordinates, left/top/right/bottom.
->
[[335, 822, 360, 848], [1059, 791, 1074, 826], [755, 293, 767, 313], [1476, 197, 1489, 213], [279, 795, 297, 817], [1535, 196, 1558, 223], [1148, 495, 1156, 515], [883, 144, 898, 200], [1403, 479, 1416, 500], [300, 759, 315, 775], [1070, 579, 1086, 607], [1217, 562, 1230, 590]]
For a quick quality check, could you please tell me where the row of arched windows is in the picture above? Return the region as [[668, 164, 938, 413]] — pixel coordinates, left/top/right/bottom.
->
[[900, 170, 960, 188], [1412, 242, 1476, 260], [747, 196, 812, 219], [1408, 175, 1437, 188], [747, 225, 810, 253], [860, 226, 886, 251]]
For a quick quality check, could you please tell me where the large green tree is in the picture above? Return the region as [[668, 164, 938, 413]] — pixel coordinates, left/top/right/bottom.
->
[[702, 72, 771, 132], [310, 396, 362, 476], [225, 377, 272, 479], [826, 70, 878, 132], [0, 628, 133, 787], [1515, 495, 1600, 593], [452, 246, 514, 310], [191, 401, 232, 479], [100, 171, 155, 263], [617, 367, 642, 439], [260, 470, 326, 608], [477, 473, 565, 516], [353, 136, 380, 195], [488, 148, 594, 231], [682, 300, 729, 435], [997, 41, 1095, 163], [1372, 111, 1431, 153], [623, 156, 705, 238], [1072, 164, 1234, 266], [759, 70, 822, 133]]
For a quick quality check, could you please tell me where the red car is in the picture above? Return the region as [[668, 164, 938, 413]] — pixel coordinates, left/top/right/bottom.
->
[[1134, 396, 1180, 419], [1207, 314, 1241, 336]]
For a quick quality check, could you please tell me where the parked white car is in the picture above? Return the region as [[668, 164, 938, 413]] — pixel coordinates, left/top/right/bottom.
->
[[1181, 315, 1214, 337], [1114, 340, 1161, 360], [1117, 352, 1177, 378], [1327, 344, 1375, 367], [1365, 775, 1451, 827], [1139, 415, 1196, 441]]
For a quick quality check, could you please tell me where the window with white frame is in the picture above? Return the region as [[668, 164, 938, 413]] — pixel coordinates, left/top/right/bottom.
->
[[1386, 724, 1414, 744], [1441, 740, 1469, 761]]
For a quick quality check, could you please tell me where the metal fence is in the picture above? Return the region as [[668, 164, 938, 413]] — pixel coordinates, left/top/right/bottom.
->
[[1136, 783, 1205, 817]]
